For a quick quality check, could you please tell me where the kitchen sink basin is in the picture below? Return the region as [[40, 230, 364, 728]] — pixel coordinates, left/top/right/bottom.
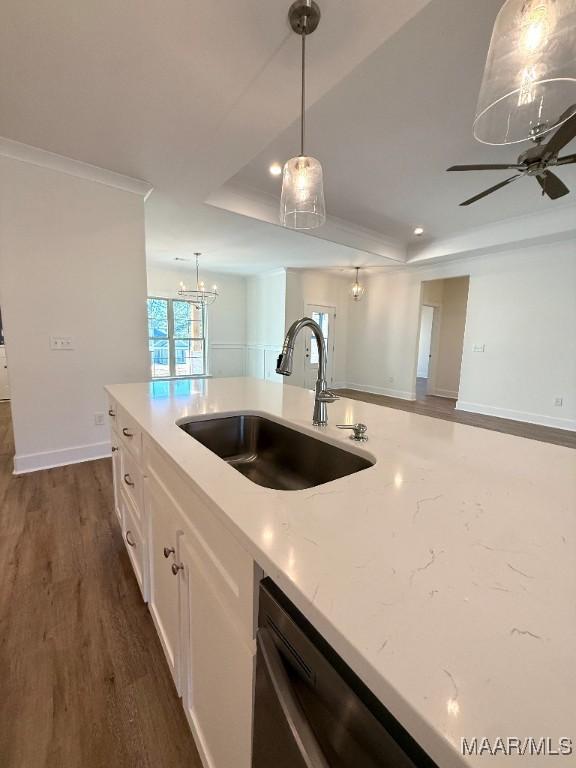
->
[[178, 414, 374, 491]]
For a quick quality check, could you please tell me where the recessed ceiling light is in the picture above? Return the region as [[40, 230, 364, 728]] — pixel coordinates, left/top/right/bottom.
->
[[414, 226, 424, 236], [269, 162, 282, 176]]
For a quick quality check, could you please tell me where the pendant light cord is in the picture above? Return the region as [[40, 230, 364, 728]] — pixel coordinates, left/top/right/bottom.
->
[[300, 18, 306, 156]]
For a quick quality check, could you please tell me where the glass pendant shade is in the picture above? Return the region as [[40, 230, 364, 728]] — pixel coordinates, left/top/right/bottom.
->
[[474, 0, 576, 145], [350, 268, 365, 301], [280, 155, 326, 229]]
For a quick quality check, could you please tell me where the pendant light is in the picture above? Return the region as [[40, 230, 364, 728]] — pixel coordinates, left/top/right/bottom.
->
[[280, 0, 326, 230], [350, 268, 365, 302], [177, 253, 218, 309], [474, 0, 576, 145]]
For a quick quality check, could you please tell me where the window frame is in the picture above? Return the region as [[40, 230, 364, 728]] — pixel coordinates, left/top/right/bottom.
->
[[147, 296, 207, 379]]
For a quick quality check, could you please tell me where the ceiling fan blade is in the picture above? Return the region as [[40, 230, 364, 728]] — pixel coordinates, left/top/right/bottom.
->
[[554, 103, 576, 127], [557, 153, 576, 166], [459, 175, 521, 206], [542, 108, 576, 156], [447, 164, 521, 171], [536, 171, 570, 200]]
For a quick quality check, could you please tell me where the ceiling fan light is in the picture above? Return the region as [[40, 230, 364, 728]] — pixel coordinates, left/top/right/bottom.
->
[[280, 155, 326, 230], [474, 0, 576, 145]]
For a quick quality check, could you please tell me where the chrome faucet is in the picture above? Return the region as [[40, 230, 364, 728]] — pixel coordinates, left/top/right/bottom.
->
[[276, 316, 339, 426]]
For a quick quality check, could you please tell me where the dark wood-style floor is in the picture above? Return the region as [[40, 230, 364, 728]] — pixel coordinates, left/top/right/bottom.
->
[[336, 378, 576, 449], [0, 401, 200, 768]]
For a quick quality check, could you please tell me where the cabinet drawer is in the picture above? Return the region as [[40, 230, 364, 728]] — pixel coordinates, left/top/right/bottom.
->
[[111, 429, 122, 525], [120, 447, 143, 521], [121, 490, 146, 599], [117, 405, 142, 460]]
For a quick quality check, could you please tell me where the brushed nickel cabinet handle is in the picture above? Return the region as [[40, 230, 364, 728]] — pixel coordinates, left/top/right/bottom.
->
[[125, 530, 136, 548], [122, 427, 133, 438], [171, 562, 184, 576], [123, 473, 135, 487], [163, 546, 175, 559]]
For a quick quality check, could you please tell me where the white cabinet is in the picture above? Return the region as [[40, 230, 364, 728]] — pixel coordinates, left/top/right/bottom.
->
[[111, 434, 122, 525], [107, 395, 259, 768], [180, 533, 255, 768], [0, 346, 10, 400], [147, 473, 186, 693], [120, 489, 146, 598]]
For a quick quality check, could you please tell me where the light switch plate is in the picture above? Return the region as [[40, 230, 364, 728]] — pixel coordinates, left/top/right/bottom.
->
[[50, 336, 74, 351], [473, 344, 486, 353]]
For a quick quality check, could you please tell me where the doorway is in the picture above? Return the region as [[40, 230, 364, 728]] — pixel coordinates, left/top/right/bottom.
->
[[416, 277, 470, 403], [416, 305, 435, 380], [304, 304, 336, 390]]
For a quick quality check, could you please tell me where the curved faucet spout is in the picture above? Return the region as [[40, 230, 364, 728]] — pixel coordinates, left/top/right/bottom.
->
[[276, 316, 338, 426]]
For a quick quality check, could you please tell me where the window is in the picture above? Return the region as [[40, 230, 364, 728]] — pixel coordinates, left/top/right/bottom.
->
[[147, 297, 206, 378]]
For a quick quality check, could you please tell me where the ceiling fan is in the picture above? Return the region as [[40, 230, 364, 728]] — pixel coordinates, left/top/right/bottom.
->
[[447, 106, 576, 206]]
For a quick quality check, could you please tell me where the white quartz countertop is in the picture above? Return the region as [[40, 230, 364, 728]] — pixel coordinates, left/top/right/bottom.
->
[[106, 377, 576, 768]]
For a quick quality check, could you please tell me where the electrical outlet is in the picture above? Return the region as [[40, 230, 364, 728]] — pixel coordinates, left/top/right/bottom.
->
[[50, 335, 74, 351], [94, 412, 105, 426], [388, 376, 394, 384], [473, 344, 486, 353], [554, 397, 563, 407]]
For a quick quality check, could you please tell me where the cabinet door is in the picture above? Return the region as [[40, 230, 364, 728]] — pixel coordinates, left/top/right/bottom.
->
[[146, 476, 185, 694], [180, 533, 255, 768]]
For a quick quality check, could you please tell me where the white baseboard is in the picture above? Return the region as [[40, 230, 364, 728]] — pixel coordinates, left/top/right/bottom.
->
[[456, 401, 576, 432], [428, 387, 458, 399], [13, 441, 111, 474], [342, 381, 416, 401]]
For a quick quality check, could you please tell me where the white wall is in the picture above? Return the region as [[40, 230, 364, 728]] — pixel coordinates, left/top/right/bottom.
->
[[456, 247, 575, 428], [245, 270, 286, 382], [147, 266, 247, 378], [0, 155, 150, 473], [346, 241, 576, 429], [347, 269, 421, 399], [284, 269, 350, 389]]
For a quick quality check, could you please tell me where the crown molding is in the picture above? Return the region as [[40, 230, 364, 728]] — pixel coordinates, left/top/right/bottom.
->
[[205, 181, 407, 264], [0, 136, 153, 199], [407, 203, 576, 265]]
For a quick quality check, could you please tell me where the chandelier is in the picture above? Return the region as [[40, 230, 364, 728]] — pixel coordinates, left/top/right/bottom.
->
[[351, 268, 365, 301], [177, 253, 218, 309]]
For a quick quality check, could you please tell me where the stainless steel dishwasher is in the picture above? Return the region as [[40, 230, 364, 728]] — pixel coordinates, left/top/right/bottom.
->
[[253, 578, 437, 768]]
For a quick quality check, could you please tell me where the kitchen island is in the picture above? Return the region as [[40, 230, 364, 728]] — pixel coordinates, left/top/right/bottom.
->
[[106, 377, 576, 768]]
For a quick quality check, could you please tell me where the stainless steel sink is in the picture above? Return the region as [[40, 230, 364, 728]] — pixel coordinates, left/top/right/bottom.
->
[[178, 414, 374, 491]]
